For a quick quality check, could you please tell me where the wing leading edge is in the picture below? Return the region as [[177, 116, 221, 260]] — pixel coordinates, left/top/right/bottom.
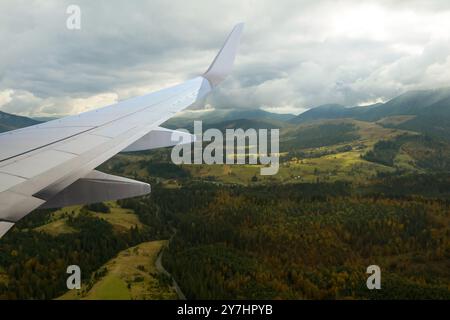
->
[[0, 23, 244, 238]]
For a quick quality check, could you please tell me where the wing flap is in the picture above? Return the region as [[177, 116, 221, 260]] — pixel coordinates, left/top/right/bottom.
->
[[39, 170, 151, 209], [0, 191, 46, 222]]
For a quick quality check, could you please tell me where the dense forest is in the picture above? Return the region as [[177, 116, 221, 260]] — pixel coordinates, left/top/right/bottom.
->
[[120, 181, 450, 299], [363, 134, 450, 171], [1, 170, 449, 299]]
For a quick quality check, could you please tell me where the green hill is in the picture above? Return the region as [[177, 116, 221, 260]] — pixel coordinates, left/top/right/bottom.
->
[[0, 111, 40, 132]]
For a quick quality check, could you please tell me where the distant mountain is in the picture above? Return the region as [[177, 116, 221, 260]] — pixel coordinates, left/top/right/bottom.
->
[[299, 88, 450, 122], [164, 108, 295, 129], [32, 116, 59, 122], [290, 88, 450, 137], [227, 109, 295, 122], [357, 88, 450, 121], [195, 118, 284, 133], [0, 111, 40, 133], [289, 103, 387, 124]]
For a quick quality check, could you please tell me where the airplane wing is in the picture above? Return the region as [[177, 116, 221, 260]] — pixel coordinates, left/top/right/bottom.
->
[[0, 23, 244, 238]]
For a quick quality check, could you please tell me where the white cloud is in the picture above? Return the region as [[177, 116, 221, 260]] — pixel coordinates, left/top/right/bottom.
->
[[0, 89, 14, 107], [68, 92, 119, 114], [0, 89, 119, 117]]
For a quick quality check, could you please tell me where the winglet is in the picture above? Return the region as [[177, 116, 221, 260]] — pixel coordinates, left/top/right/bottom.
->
[[203, 23, 244, 87]]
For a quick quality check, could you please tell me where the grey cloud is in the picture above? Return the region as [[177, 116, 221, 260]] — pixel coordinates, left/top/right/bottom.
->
[[0, 0, 450, 117]]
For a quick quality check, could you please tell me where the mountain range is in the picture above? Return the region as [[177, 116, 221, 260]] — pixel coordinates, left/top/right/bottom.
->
[[291, 87, 450, 122], [2, 87, 450, 140], [289, 87, 450, 140]]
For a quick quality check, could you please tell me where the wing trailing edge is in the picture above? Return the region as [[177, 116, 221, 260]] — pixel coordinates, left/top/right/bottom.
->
[[0, 222, 14, 238], [39, 170, 151, 209]]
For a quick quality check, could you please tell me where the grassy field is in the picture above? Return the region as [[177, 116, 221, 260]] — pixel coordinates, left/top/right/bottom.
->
[[92, 118, 424, 187], [34, 215, 78, 235], [34, 202, 143, 236], [58, 240, 177, 300], [181, 119, 405, 184], [93, 202, 144, 233]]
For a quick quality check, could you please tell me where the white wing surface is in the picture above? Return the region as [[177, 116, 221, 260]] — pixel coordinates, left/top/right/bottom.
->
[[0, 23, 244, 238]]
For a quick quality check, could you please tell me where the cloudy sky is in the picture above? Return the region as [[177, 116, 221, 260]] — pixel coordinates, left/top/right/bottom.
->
[[1, 0, 450, 117]]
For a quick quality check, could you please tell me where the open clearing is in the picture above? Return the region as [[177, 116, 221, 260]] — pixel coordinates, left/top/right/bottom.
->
[[58, 240, 177, 300], [35, 202, 143, 236]]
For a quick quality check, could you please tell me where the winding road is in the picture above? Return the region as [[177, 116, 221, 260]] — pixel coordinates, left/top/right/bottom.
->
[[155, 232, 186, 300]]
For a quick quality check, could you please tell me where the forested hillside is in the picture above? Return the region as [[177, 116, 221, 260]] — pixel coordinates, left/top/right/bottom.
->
[[124, 182, 450, 299]]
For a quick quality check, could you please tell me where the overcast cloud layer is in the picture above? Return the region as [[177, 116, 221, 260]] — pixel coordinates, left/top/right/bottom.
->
[[1, 0, 450, 117]]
